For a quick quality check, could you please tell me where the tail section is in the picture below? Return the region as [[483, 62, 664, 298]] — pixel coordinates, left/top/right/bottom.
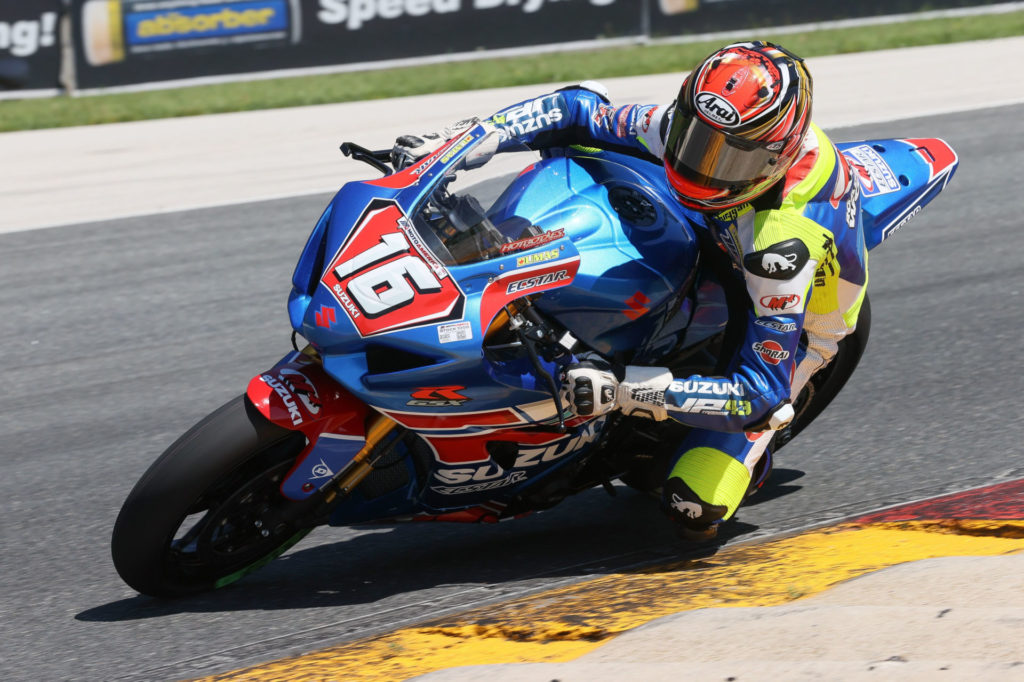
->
[[837, 137, 959, 250]]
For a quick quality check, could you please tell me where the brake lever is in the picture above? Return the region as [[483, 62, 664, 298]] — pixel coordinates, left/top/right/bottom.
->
[[340, 142, 393, 176], [518, 325, 567, 434]]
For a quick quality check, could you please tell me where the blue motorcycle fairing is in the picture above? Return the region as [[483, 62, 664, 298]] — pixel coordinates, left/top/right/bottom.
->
[[835, 137, 958, 250], [322, 414, 609, 524], [489, 150, 705, 361], [289, 132, 712, 422]]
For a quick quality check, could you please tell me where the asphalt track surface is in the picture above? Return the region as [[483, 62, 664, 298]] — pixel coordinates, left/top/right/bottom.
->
[[2, 102, 1023, 681]]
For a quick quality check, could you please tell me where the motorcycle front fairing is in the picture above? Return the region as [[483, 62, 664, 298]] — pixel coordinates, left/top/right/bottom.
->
[[247, 127, 592, 516], [250, 124, 711, 520]]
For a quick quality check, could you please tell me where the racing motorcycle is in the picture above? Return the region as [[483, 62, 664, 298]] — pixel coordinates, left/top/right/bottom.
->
[[111, 123, 958, 597]]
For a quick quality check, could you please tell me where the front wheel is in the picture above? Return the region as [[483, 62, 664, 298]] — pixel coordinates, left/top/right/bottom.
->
[[111, 396, 313, 597]]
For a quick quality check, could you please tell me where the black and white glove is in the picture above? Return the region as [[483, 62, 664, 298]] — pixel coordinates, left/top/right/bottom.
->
[[616, 366, 674, 421], [561, 358, 675, 421], [391, 132, 445, 170], [561, 354, 619, 417], [391, 119, 500, 171]]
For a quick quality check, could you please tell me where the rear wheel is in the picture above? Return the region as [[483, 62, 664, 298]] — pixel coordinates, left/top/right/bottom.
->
[[771, 295, 872, 451], [111, 396, 313, 597]]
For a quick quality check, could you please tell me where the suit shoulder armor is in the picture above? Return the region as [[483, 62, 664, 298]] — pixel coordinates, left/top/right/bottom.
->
[[743, 238, 810, 280]]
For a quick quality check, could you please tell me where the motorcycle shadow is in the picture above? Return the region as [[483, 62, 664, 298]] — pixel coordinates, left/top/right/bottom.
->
[[77, 483, 775, 621], [742, 467, 805, 507]]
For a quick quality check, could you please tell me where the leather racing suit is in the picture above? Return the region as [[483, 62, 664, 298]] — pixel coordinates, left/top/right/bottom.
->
[[481, 83, 869, 535]]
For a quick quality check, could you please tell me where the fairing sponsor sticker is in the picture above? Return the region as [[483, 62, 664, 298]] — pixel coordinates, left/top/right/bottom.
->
[[842, 144, 900, 197], [499, 228, 564, 255], [320, 199, 465, 336], [437, 320, 472, 344], [478, 257, 580, 334], [426, 417, 605, 495], [408, 385, 470, 407]]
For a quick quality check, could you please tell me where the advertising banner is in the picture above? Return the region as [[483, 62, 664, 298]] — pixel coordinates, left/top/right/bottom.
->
[[71, 0, 641, 90], [648, 0, 1012, 39], [0, 0, 63, 93]]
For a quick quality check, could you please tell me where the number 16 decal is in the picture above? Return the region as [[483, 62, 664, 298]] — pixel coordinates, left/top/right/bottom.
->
[[321, 200, 465, 337]]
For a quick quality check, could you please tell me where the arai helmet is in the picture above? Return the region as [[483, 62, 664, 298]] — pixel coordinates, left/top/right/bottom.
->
[[664, 41, 813, 211]]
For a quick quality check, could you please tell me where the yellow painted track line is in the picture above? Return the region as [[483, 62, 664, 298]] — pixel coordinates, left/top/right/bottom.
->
[[196, 518, 1024, 681]]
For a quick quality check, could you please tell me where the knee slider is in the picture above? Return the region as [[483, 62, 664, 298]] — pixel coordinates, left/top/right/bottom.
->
[[665, 446, 751, 526], [662, 476, 728, 532]]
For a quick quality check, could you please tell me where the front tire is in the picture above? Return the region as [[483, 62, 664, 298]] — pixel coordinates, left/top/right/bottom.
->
[[111, 396, 311, 597]]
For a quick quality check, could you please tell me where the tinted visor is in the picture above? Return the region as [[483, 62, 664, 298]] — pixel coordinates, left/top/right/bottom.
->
[[665, 108, 782, 190]]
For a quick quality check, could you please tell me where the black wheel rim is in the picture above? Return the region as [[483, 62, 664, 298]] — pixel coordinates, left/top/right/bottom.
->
[[164, 435, 306, 583]]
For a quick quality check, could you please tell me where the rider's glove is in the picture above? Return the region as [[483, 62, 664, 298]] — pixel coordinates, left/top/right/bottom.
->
[[561, 354, 619, 417], [562, 358, 675, 421], [391, 118, 500, 171], [391, 132, 445, 170], [616, 366, 674, 421]]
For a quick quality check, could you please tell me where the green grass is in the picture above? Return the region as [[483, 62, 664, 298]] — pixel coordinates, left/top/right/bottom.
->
[[2, 10, 1023, 133]]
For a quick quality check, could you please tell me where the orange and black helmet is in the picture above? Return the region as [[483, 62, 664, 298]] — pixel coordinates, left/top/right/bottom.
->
[[664, 41, 813, 211]]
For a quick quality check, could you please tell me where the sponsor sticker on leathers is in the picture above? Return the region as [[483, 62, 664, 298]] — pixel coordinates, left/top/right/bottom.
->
[[759, 293, 801, 312]]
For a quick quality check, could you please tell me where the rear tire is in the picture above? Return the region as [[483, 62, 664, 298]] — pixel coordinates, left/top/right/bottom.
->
[[772, 295, 872, 450], [111, 395, 311, 597]]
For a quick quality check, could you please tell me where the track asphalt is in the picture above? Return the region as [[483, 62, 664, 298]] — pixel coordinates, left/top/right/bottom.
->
[[194, 481, 1024, 681]]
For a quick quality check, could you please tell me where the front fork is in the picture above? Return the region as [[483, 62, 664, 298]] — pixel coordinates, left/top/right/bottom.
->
[[246, 348, 399, 504]]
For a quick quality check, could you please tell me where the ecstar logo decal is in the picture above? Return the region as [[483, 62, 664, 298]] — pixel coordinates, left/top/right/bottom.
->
[[320, 199, 464, 336], [506, 269, 570, 294], [479, 258, 580, 334], [755, 319, 798, 333]]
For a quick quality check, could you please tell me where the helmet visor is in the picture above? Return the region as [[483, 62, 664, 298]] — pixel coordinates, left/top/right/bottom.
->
[[665, 108, 782, 190]]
